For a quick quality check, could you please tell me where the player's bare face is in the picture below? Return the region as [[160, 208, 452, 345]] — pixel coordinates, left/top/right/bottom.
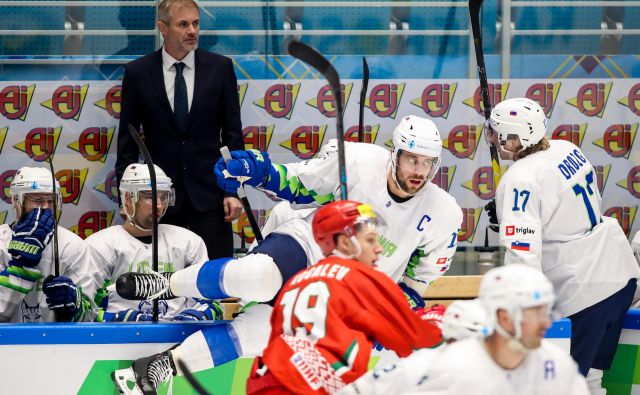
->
[[395, 151, 435, 195], [133, 191, 170, 229], [354, 228, 382, 268], [519, 305, 552, 349], [159, 5, 199, 60]]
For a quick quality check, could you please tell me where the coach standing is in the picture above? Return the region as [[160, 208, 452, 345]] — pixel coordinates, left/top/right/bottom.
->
[[116, 0, 243, 259]]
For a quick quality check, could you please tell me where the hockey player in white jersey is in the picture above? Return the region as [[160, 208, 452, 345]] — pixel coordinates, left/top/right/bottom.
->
[[485, 98, 640, 394], [0, 166, 93, 322], [338, 299, 492, 395]]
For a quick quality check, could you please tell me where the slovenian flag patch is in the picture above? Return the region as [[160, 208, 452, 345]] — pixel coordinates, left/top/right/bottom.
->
[[511, 241, 530, 251]]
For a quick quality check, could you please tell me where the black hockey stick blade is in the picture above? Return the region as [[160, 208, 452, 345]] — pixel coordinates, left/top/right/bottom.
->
[[175, 358, 211, 395], [358, 57, 369, 143], [128, 124, 159, 322], [220, 146, 264, 242], [46, 157, 60, 277], [288, 40, 348, 200]]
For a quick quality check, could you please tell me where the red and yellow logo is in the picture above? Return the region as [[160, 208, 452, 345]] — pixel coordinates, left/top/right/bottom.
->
[[526, 82, 561, 117], [551, 124, 587, 147], [462, 165, 509, 200], [68, 126, 115, 163], [463, 83, 509, 115], [306, 83, 353, 118], [0, 169, 17, 204], [344, 124, 379, 143], [55, 168, 89, 205], [594, 164, 611, 195], [0, 85, 35, 121], [70, 210, 115, 239], [0, 126, 7, 154], [280, 125, 327, 160], [14, 126, 61, 162], [616, 166, 640, 199], [458, 207, 482, 243], [593, 123, 637, 159], [93, 169, 119, 203], [603, 206, 637, 237], [254, 83, 300, 119], [232, 208, 269, 244], [566, 82, 612, 118], [443, 124, 483, 159], [365, 83, 405, 119], [243, 125, 274, 151], [41, 84, 89, 121], [410, 83, 457, 119], [617, 83, 640, 116], [238, 83, 248, 109], [432, 165, 456, 192], [94, 85, 121, 119]]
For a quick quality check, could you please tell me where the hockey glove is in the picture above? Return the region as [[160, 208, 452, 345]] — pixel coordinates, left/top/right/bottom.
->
[[43, 275, 81, 321], [484, 199, 499, 232], [416, 304, 446, 331], [103, 308, 154, 322], [8, 208, 55, 267], [399, 282, 425, 310], [214, 149, 272, 193], [172, 300, 224, 321]]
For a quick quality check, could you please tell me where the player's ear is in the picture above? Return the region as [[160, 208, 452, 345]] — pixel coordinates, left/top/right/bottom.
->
[[334, 234, 353, 256]]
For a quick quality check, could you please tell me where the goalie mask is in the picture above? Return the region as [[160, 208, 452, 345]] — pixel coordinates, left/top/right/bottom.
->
[[119, 164, 175, 231], [390, 115, 442, 195], [10, 167, 62, 218], [488, 98, 547, 153]]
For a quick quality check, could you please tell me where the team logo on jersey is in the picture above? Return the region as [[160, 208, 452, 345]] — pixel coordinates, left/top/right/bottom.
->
[[616, 166, 640, 199], [432, 165, 456, 192], [526, 82, 561, 117], [463, 83, 509, 115], [344, 124, 379, 143], [594, 164, 611, 195], [238, 83, 248, 109], [458, 207, 481, 243], [13, 126, 61, 162], [67, 126, 115, 163], [243, 125, 274, 151], [410, 83, 457, 118], [443, 124, 483, 159], [604, 206, 637, 237], [69, 210, 115, 239], [280, 125, 327, 160], [462, 165, 507, 200], [364, 83, 405, 119], [56, 168, 89, 205], [306, 83, 353, 118], [0, 84, 35, 121], [41, 84, 89, 121], [566, 82, 612, 118], [504, 225, 536, 237], [0, 169, 17, 204], [93, 169, 119, 203], [593, 123, 637, 159], [0, 126, 7, 154], [94, 85, 121, 119], [232, 208, 268, 243], [617, 83, 640, 116], [378, 234, 398, 257], [253, 83, 300, 119], [551, 124, 587, 147]]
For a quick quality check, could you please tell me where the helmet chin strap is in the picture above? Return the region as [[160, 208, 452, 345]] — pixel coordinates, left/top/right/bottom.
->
[[494, 309, 528, 353], [331, 236, 362, 259], [389, 149, 415, 197]]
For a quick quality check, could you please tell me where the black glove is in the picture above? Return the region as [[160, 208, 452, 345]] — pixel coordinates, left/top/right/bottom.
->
[[484, 199, 499, 232]]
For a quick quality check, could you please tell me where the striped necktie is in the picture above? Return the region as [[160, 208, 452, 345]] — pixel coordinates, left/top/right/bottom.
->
[[174, 62, 188, 133]]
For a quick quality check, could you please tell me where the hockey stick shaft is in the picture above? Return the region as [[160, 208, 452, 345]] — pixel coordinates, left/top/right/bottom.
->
[[175, 358, 211, 395], [469, 0, 501, 188], [46, 158, 60, 277], [288, 40, 348, 200], [220, 146, 264, 242], [128, 124, 159, 322], [358, 57, 369, 143]]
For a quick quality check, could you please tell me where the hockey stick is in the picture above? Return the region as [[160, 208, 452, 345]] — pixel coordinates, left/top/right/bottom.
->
[[288, 40, 348, 200], [175, 358, 211, 395], [358, 57, 369, 143], [128, 124, 159, 322], [220, 146, 264, 242], [45, 158, 60, 277], [469, 0, 501, 188]]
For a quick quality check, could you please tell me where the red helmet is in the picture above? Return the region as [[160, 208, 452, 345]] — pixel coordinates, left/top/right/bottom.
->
[[312, 200, 383, 256]]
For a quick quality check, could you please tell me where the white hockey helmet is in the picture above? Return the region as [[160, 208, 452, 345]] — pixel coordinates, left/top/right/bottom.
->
[[479, 264, 554, 340], [489, 98, 547, 151], [442, 299, 492, 341], [10, 166, 62, 210], [119, 163, 175, 208]]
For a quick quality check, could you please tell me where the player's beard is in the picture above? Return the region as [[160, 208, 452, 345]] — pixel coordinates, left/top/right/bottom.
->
[[396, 171, 427, 195]]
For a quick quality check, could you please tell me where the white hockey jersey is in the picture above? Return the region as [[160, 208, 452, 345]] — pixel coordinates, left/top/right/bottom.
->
[[400, 337, 588, 395], [496, 139, 640, 316], [85, 224, 208, 320], [0, 224, 92, 322], [270, 142, 463, 293]]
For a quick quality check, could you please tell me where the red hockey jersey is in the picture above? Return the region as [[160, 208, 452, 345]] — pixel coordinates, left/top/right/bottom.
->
[[260, 256, 443, 394]]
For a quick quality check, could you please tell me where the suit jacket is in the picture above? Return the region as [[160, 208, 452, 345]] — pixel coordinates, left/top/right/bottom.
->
[[116, 48, 243, 213]]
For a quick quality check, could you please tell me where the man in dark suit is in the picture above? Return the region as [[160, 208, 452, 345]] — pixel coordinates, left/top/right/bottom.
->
[[116, 0, 243, 259]]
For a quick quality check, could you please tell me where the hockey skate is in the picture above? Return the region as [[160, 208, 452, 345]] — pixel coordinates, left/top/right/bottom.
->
[[112, 350, 176, 395], [113, 271, 176, 301]]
